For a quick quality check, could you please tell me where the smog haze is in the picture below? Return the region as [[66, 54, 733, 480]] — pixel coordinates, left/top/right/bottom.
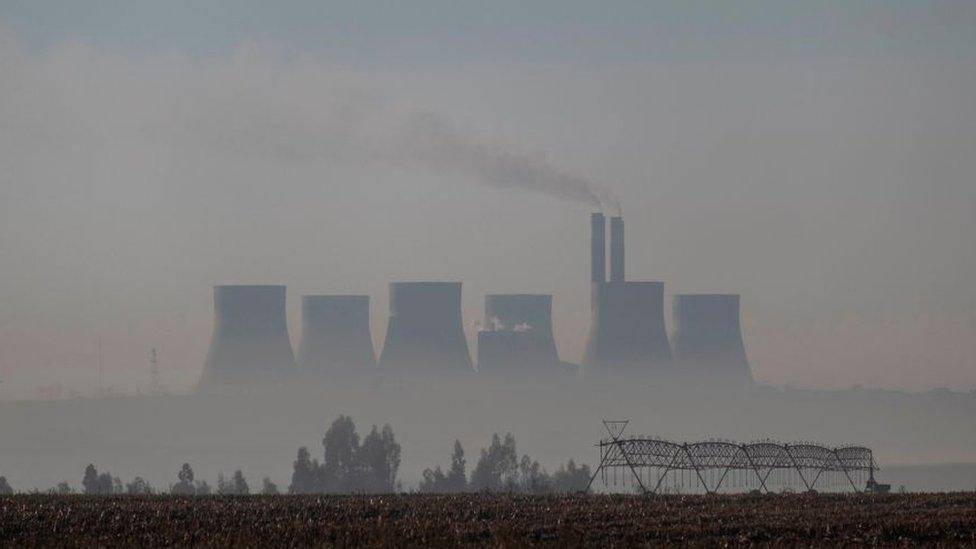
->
[[2, 1, 974, 397]]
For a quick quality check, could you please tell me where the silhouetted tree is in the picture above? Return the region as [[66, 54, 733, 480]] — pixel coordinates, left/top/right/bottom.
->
[[178, 463, 194, 484], [421, 434, 589, 494], [0, 477, 12, 495], [518, 455, 551, 494], [418, 466, 447, 493], [82, 464, 98, 494], [291, 416, 402, 493], [550, 460, 592, 493], [82, 464, 114, 495], [172, 463, 196, 495], [261, 477, 279, 495], [232, 470, 249, 495], [322, 415, 359, 491], [289, 447, 319, 494], [216, 470, 249, 495], [446, 440, 467, 492], [125, 477, 153, 495], [419, 440, 467, 493], [170, 463, 211, 495], [469, 433, 519, 492], [357, 424, 401, 492]]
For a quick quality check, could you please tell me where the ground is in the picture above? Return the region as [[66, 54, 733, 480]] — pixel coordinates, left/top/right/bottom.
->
[[1, 493, 975, 546]]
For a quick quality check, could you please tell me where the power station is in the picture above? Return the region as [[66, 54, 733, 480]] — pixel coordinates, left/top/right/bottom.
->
[[297, 295, 376, 372], [583, 214, 672, 375], [378, 282, 473, 373], [197, 213, 754, 388], [199, 285, 297, 388], [477, 294, 560, 374]]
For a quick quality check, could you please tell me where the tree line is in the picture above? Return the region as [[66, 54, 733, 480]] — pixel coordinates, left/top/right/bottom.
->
[[0, 416, 589, 495], [417, 433, 591, 494]]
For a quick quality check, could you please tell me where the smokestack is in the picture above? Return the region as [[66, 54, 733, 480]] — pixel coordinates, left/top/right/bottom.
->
[[199, 285, 297, 389], [610, 216, 625, 282], [297, 295, 376, 372], [477, 294, 560, 374], [591, 212, 606, 284], [671, 294, 753, 385], [379, 282, 472, 373], [583, 281, 672, 375]]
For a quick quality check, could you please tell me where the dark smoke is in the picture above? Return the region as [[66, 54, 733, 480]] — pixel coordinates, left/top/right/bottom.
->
[[400, 111, 619, 212]]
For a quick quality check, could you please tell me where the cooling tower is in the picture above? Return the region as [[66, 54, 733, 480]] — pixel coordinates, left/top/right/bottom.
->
[[583, 281, 672, 373], [379, 282, 473, 373], [583, 214, 672, 375], [671, 294, 754, 385], [477, 294, 560, 374], [297, 295, 376, 372], [610, 216, 625, 282], [199, 285, 297, 388]]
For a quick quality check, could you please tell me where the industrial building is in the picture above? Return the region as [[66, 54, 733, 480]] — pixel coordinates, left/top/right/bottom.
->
[[297, 295, 376, 372], [476, 294, 561, 374], [583, 214, 672, 375], [196, 213, 754, 388], [199, 285, 297, 388]]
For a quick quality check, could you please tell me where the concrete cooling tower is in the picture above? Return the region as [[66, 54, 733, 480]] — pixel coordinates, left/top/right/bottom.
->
[[477, 294, 560, 374], [199, 285, 297, 388], [297, 295, 376, 372], [583, 214, 672, 375], [671, 294, 753, 385], [379, 282, 473, 373]]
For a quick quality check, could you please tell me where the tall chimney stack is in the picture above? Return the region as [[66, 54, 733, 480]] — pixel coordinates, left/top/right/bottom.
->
[[583, 213, 672, 376], [610, 216, 625, 282], [590, 212, 606, 284]]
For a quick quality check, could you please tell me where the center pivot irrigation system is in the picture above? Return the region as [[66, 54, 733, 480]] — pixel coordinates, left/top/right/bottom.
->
[[587, 421, 885, 495]]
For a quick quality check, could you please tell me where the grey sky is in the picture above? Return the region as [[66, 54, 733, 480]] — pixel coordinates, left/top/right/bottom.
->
[[0, 1, 974, 395]]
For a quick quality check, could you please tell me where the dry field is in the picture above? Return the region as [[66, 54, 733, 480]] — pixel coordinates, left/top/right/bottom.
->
[[1, 493, 975, 546]]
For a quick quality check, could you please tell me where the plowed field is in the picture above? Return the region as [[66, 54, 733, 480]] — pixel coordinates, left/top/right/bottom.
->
[[2, 493, 975, 546]]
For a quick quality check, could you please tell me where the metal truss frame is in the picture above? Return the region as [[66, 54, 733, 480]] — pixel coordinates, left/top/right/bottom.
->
[[587, 421, 877, 495]]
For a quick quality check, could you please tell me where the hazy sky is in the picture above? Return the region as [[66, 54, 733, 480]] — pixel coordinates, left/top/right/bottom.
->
[[1, 1, 974, 396]]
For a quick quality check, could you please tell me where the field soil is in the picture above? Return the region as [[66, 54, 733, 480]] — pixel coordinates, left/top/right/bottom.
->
[[1, 493, 975, 546]]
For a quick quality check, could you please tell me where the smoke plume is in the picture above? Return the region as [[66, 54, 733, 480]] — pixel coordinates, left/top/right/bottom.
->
[[0, 29, 618, 216], [398, 111, 618, 211]]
